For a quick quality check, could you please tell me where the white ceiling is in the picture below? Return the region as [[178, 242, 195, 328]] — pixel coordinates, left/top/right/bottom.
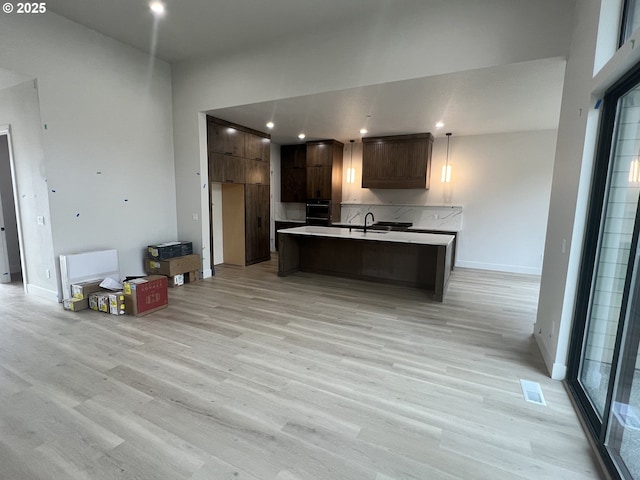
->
[[47, 0, 402, 63], [43, 0, 566, 144], [207, 58, 566, 144]]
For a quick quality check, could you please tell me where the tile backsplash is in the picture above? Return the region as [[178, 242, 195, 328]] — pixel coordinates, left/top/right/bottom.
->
[[276, 202, 463, 231], [340, 203, 463, 231]]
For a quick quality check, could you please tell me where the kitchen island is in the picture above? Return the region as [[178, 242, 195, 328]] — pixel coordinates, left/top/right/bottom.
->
[[278, 226, 454, 301]]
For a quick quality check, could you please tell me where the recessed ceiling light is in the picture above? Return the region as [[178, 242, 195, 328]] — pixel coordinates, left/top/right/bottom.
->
[[436, 121, 444, 129], [266, 122, 274, 129], [298, 133, 306, 140], [360, 128, 368, 135], [149, 1, 165, 15]]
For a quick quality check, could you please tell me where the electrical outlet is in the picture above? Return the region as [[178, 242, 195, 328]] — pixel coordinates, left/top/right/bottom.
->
[[45, 269, 51, 279], [36, 216, 45, 226], [192, 213, 199, 221]]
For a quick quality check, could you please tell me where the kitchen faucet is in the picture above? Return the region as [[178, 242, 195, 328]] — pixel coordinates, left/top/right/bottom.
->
[[363, 212, 375, 234]]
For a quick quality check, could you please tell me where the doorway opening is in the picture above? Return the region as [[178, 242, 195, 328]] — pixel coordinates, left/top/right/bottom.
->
[[0, 131, 24, 286]]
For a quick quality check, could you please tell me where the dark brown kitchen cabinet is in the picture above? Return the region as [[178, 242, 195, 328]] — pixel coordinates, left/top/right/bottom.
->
[[281, 144, 307, 203], [362, 133, 433, 189], [306, 140, 343, 201], [208, 121, 246, 157], [208, 116, 271, 266], [209, 152, 245, 183], [245, 184, 270, 265], [245, 159, 270, 185], [246, 134, 270, 161], [207, 115, 270, 186]]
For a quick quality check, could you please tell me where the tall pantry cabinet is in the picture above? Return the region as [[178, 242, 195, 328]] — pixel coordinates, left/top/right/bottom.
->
[[207, 116, 271, 266]]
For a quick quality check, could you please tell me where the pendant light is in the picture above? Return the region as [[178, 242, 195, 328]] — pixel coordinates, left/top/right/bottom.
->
[[441, 132, 452, 183], [347, 139, 356, 184]]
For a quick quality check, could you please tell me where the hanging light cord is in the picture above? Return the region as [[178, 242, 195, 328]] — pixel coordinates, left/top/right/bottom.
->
[[445, 132, 451, 168]]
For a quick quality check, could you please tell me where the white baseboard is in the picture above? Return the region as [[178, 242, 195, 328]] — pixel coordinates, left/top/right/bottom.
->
[[455, 260, 541, 275], [532, 331, 567, 380], [202, 268, 213, 279], [26, 283, 59, 302], [534, 332, 554, 377], [551, 362, 568, 380]]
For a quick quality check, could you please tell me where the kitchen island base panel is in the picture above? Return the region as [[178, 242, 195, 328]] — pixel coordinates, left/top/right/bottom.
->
[[278, 233, 451, 301]]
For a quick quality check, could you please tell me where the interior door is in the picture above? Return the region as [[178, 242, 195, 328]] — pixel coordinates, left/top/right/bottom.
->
[[0, 191, 10, 283]]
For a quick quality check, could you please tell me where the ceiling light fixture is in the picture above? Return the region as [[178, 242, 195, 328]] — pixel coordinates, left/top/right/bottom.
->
[[436, 121, 444, 129], [347, 140, 356, 184], [149, 1, 165, 15], [360, 128, 368, 135], [298, 133, 306, 140], [266, 122, 274, 129], [441, 132, 452, 183]]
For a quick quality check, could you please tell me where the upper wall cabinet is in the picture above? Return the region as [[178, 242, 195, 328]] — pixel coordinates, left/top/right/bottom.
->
[[362, 133, 433, 189], [208, 121, 246, 158], [281, 144, 307, 203], [246, 134, 270, 161], [207, 116, 270, 185], [306, 139, 343, 223], [306, 140, 343, 201]]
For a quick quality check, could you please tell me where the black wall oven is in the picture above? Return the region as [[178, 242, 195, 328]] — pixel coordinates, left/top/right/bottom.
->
[[306, 200, 331, 226]]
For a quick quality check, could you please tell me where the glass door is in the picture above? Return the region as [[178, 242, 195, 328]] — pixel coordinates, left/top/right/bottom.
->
[[569, 65, 640, 480], [607, 260, 640, 479]]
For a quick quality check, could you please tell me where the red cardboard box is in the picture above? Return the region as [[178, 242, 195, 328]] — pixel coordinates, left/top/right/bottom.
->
[[123, 275, 168, 317]]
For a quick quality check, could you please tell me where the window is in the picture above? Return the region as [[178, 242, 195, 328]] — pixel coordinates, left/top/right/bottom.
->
[[569, 61, 640, 480]]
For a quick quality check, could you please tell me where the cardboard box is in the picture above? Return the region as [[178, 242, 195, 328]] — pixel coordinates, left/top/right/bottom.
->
[[71, 280, 104, 299], [88, 291, 110, 313], [88, 291, 126, 315], [144, 254, 201, 277], [123, 275, 168, 316], [168, 274, 184, 288], [108, 291, 126, 315], [63, 297, 89, 312], [147, 241, 193, 260], [187, 270, 198, 283]]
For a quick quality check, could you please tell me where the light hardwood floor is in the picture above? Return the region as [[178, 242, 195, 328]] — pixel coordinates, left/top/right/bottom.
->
[[0, 259, 604, 480]]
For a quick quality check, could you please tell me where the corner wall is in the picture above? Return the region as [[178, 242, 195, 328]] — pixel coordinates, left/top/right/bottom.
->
[[534, 0, 640, 379], [0, 81, 56, 298], [0, 12, 178, 298]]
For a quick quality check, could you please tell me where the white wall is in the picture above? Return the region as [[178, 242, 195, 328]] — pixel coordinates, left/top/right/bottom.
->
[[0, 81, 56, 298], [534, 0, 640, 379], [0, 12, 178, 298], [316, 131, 556, 274], [171, 0, 575, 274]]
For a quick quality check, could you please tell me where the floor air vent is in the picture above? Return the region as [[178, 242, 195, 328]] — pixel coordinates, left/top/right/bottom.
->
[[520, 379, 547, 406]]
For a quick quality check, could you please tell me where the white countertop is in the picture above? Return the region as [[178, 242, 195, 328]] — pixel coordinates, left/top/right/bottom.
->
[[277, 226, 454, 246]]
